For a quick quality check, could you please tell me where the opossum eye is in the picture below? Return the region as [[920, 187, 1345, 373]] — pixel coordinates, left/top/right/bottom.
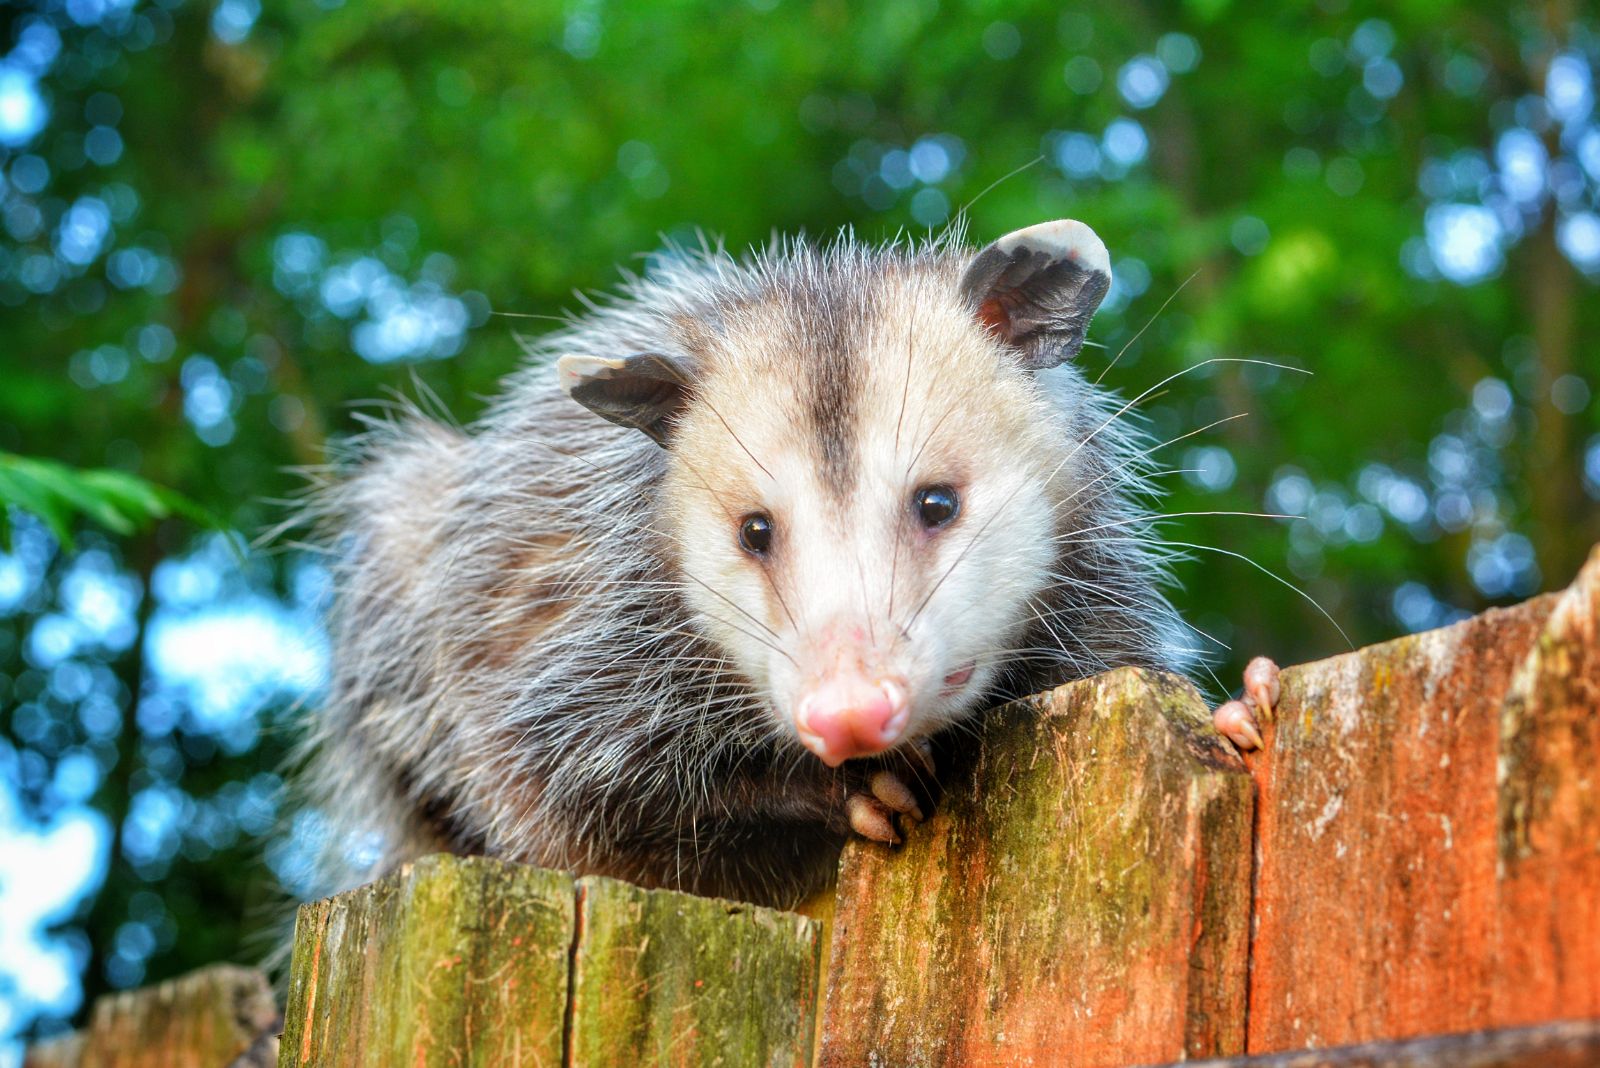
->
[[913, 485, 959, 529], [738, 514, 774, 556]]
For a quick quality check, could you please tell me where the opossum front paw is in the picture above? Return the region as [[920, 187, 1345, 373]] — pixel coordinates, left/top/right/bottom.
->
[[847, 770, 923, 845], [846, 790, 901, 844], [1212, 655, 1281, 752], [844, 740, 936, 845]]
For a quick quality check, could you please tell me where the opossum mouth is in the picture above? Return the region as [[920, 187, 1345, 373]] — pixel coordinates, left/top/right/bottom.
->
[[940, 663, 975, 696]]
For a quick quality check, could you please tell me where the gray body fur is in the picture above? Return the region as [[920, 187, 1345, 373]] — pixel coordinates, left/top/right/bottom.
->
[[300, 233, 1189, 907]]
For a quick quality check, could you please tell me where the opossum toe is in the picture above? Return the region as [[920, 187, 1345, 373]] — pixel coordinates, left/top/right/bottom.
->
[[869, 769, 924, 821], [846, 792, 900, 845]]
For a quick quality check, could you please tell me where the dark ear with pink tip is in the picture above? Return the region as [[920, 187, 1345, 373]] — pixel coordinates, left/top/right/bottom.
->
[[557, 351, 696, 446], [959, 219, 1113, 370]]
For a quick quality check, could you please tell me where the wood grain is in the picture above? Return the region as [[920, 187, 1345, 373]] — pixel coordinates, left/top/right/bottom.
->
[[1245, 546, 1600, 1050], [567, 876, 821, 1067], [279, 854, 574, 1067], [818, 667, 1254, 1067], [276, 854, 820, 1067]]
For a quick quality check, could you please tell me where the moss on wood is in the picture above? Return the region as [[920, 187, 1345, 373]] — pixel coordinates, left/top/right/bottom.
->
[[279, 854, 574, 1067], [567, 876, 820, 1067], [277, 854, 820, 1067]]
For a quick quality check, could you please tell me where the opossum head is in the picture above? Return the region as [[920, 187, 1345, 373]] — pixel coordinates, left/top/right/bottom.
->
[[559, 220, 1112, 766]]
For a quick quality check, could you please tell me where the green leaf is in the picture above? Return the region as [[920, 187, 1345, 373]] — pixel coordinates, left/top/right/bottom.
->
[[0, 453, 221, 551], [0, 462, 77, 549]]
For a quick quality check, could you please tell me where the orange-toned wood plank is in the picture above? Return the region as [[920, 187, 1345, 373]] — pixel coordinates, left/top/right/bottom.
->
[[818, 668, 1253, 1067], [1247, 548, 1600, 1051]]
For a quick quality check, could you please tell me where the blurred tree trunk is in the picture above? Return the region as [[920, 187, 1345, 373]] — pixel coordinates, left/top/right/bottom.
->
[[1524, 4, 1594, 587], [1523, 216, 1587, 585]]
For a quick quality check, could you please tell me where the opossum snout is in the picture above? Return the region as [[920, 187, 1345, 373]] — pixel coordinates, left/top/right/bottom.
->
[[794, 673, 910, 767]]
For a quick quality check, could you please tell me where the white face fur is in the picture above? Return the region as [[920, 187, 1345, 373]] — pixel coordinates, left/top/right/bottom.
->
[[559, 220, 1113, 764], [665, 296, 1062, 758]]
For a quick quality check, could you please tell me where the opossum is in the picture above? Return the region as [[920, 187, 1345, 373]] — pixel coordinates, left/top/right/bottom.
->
[[300, 218, 1271, 908]]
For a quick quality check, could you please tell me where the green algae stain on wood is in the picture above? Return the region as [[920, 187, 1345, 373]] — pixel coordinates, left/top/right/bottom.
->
[[279, 854, 574, 1067], [567, 876, 821, 1068], [1498, 546, 1600, 867], [1492, 546, 1600, 1025], [818, 667, 1253, 1068], [278, 855, 819, 1067]]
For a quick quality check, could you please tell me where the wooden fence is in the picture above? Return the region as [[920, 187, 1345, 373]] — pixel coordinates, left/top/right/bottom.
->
[[26, 546, 1600, 1067]]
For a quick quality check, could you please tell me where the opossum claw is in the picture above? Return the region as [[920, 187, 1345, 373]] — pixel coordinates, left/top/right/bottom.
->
[[846, 792, 900, 845], [869, 769, 924, 822], [1213, 656, 1282, 753], [1244, 656, 1281, 722], [1213, 699, 1264, 752]]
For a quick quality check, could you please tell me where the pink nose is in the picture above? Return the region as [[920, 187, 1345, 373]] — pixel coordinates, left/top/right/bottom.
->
[[795, 674, 910, 766]]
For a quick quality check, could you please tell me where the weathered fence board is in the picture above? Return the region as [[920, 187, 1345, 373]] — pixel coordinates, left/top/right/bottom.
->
[[275, 854, 820, 1067], [567, 875, 820, 1067], [818, 668, 1254, 1067], [20, 1034, 83, 1068], [1245, 548, 1600, 1051], [21, 964, 276, 1068], [279, 854, 574, 1066]]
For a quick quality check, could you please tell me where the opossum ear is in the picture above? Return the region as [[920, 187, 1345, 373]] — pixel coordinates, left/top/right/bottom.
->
[[557, 352, 696, 446], [960, 219, 1112, 370]]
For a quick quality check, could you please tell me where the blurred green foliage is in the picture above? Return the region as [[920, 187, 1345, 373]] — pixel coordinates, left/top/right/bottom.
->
[[1, 0, 1597, 1043], [0, 453, 212, 549]]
